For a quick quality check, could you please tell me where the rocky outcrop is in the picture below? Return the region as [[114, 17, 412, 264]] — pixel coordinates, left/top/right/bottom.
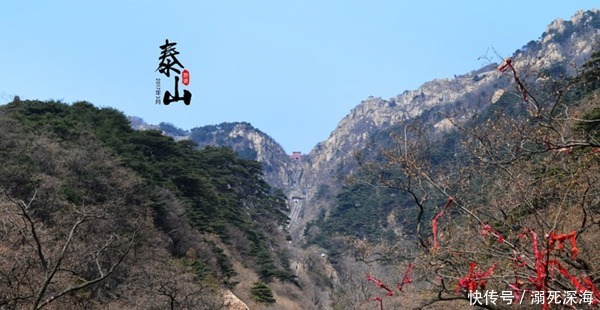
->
[[223, 290, 250, 310], [223, 122, 295, 188], [525, 10, 600, 71], [124, 10, 600, 309], [129, 10, 600, 244], [128, 10, 600, 244], [289, 9, 600, 237], [128, 119, 297, 189]]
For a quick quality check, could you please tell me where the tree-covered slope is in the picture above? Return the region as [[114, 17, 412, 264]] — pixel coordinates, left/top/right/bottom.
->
[[0, 100, 297, 309], [316, 50, 600, 310]]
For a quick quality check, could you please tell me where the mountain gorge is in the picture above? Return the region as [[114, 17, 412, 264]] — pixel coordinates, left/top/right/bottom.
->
[[3, 9, 600, 310], [147, 9, 600, 243], [0, 102, 308, 309], [144, 9, 600, 308]]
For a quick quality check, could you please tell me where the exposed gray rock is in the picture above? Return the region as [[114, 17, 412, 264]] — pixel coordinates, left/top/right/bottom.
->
[[129, 8, 600, 253]]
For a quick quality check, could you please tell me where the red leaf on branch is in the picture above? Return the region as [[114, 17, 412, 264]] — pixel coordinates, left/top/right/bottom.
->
[[481, 223, 505, 243], [498, 58, 529, 102], [456, 262, 497, 293], [497, 59, 512, 72], [508, 278, 525, 302], [554, 262, 586, 293], [367, 274, 394, 296], [432, 197, 453, 250], [397, 262, 414, 291], [548, 230, 578, 260], [582, 277, 600, 305], [523, 228, 548, 290], [371, 297, 384, 310]]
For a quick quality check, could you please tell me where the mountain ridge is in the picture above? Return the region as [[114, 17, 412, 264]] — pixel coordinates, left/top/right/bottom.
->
[[134, 9, 600, 188], [289, 8, 600, 236], [3, 9, 598, 310], [123, 10, 600, 308], [128, 9, 600, 241]]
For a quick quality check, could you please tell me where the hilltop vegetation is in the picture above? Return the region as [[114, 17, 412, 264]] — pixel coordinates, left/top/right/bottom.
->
[[0, 100, 296, 309], [3, 10, 600, 310], [314, 51, 600, 309]]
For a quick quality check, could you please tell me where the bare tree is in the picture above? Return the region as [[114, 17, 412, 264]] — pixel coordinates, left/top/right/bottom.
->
[[0, 190, 136, 310], [356, 57, 600, 308]]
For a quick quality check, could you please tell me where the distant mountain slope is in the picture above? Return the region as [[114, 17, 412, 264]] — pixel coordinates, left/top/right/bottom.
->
[[128, 9, 600, 245], [308, 9, 600, 179], [128, 119, 299, 190], [1, 100, 309, 309], [122, 10, 600, 308], [299, 10, 600, 308], [293, 9, 600, 237]]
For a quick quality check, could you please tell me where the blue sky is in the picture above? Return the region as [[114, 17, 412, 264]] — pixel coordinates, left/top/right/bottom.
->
[[0, 1, 597, 153]]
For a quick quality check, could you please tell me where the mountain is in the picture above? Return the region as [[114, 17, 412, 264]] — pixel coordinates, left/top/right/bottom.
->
[[307, 9, 600, 176], [123, 9, 600, 309], [128, 119, 301, 190], [297, 9, 600, 309], [294, 8, 600, 235], [147, 10, 600, 242], [0, 101, 315, 309]]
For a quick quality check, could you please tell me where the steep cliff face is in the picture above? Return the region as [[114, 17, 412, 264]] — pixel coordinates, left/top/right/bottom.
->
[[289, 9, 600, 237], [189, 122, 296, 189], [130, 10, 600, 243], [183, 122, 311, 238], [128, 120, 299, 190], [308, 10, 599, 162], [527, 10, 600, 70], [123, 10, 600, 309]]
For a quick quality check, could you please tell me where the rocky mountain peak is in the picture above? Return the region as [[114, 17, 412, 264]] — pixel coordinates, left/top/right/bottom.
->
[[129, 10, 600, 243], [287, 9, 600, 238], [310, 9, 600, 160]]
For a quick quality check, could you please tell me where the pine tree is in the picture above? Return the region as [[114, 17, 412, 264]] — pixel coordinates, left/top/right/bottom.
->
[[250, 281, 276, 304]]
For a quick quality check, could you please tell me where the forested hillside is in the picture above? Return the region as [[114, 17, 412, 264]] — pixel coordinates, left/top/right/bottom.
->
[[3, 9, 600, 310], [316, 49, 600, 309], [0, 100, 301, 309]]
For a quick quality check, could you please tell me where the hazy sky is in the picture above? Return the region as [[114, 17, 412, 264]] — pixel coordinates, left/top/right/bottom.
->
[[1, 1, 597, 153]]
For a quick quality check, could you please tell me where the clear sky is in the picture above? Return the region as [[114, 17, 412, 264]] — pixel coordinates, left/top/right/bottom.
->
[[0, 1, 597, 153]]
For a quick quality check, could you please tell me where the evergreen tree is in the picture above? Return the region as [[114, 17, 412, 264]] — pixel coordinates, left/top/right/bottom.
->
[[250, 281, 276, 304]]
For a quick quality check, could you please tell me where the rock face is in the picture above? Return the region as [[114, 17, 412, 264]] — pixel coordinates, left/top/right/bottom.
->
[[219, 122, 296, 188], [193, 122, 288, 185], [128, 120, 297, 189], [287, 9, 600, 237], [533, 10, 600, 71], [223, 290, 250, 310], [131, 9, 600, 241], [127, 10, 600, 307], [129, 9, 600, 240]]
